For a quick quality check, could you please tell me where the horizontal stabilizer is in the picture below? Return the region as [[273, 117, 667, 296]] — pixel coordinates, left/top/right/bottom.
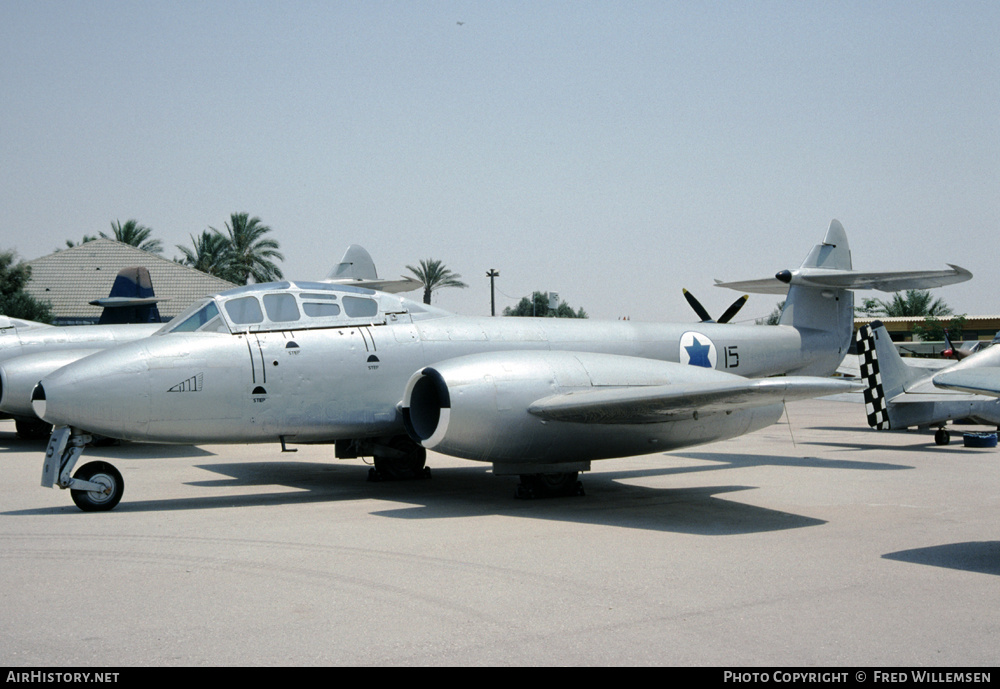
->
[[528, 377, 859, 425], [89, 297, 163, 308], [715, 264, 972, 295], [323, 244, 421, 293], [933, 368, 1000, 398], [324, 276, 423, 294]]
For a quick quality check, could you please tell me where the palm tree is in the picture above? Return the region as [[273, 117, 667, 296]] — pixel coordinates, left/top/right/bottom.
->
[[875, 290, 952, 318], [63, 235, 98, 249], [175, 230, 231, 278], [102, 219, 163, 254], [212, 213, 284, 284], [405, 259, 468, 304]]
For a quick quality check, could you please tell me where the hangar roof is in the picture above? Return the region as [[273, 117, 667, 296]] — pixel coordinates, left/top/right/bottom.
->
[[25, 239, 236, 324]]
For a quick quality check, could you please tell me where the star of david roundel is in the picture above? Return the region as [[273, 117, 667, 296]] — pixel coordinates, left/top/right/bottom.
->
[[679, 331, 717, 369]]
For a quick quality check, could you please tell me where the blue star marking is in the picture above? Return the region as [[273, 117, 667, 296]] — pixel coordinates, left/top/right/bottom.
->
[[685, 336, 713, 368]]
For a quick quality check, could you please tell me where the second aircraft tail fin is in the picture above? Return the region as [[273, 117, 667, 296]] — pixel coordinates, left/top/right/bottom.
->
[[855, 321, 923, 429]]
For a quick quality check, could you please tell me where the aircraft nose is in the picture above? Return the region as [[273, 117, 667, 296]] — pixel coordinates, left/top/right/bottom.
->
[[34, 345, 151, 438]]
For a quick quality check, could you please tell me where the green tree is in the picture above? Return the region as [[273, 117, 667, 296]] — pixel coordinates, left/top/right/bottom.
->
[[405, 259, 468, 305], [102, 219, 163, 254], [62, 235, 98, 250], [859, 289, 953, 318], [175, 230, 232, 279], [211, 213, 284, 285], [503, 291, 588, 318], [0, 250, 52, 323], [913, 314, 967, 343]]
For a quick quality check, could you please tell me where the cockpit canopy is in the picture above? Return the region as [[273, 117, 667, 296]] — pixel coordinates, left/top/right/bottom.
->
[[160, 281, 431, 335]]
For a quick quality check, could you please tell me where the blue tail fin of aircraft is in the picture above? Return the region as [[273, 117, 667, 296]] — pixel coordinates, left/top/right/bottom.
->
[[90, 267, 163, 325]]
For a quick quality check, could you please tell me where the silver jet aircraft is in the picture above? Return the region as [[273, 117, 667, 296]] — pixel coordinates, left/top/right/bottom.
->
[[33, 221, 971, 511], [856, 321, 1000, 444], [0, 245, 412, 438]]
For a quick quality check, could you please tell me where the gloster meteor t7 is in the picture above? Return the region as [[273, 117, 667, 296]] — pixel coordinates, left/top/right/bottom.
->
[[34, 221, 970, 510]]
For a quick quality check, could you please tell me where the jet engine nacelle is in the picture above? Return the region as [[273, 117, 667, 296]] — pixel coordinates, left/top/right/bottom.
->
[[401, 350, 752, 465], [0, 349, 102, 418]]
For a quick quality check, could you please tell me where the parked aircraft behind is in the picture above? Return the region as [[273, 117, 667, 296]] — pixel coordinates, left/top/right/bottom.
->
[[942, 330, 1000, 360], [1, 246, 407, 438], [32, 221, 971, 511], [0, 267, 167, 438], [856, 321, 1000, 444]]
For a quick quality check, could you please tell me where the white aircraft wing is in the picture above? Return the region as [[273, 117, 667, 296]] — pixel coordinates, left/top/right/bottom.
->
[[933, 367, 1000, 398], [528, 377, 858, 424]]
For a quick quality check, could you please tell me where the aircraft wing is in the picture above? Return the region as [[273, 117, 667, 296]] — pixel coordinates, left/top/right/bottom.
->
[[715, 264, 972, 295], [933, 368, 1000, 398], [528, 377, 858, 424]]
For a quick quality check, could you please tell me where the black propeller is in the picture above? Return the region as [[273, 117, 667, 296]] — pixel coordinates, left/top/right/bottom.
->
[[683, 289, 749, 324]]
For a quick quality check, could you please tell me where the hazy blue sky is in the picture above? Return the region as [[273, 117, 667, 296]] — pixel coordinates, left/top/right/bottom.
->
[[2, 1, 997, 322]]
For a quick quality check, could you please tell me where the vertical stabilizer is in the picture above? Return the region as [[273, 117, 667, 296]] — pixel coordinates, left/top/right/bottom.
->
[[94, 267, 162, 324], [855, 321, 923, 429], [777, 220, 854, 361], [328, 245, 378, 281]]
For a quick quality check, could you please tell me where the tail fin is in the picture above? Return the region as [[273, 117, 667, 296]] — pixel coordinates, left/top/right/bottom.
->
[[322, 245, 422, 294], [777, 219, 854, 351], [90, 267, 162, 324], [855, 321, 923, 429], [715, 218, 971, 376], [328, 245, 378, 281]]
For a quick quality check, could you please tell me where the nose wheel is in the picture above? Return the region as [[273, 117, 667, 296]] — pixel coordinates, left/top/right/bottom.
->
[[70, 461, 124, 512], [42, 426, 124, 512]]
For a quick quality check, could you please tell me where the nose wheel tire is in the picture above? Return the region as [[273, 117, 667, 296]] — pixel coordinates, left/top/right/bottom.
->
[[70, 461, 124, 512]]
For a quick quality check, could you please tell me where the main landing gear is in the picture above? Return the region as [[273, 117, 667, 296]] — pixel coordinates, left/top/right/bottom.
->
[[934, 428, 951, 446], [42, 426, 124, 512], [367, 436, 431, 482]]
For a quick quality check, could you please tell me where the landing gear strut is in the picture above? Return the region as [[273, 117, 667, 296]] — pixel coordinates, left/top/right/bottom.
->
[[515, 472, 585, 499]]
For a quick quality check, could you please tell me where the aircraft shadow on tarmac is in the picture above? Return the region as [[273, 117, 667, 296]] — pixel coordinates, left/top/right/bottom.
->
[[667, 451, 909, 472], [883, 542, 1000, 576], [9, 459, 824, 535], [802, 439, 997, 454]]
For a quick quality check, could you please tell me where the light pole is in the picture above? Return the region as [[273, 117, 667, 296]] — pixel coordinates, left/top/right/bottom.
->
[[486, 269, 499, 316]]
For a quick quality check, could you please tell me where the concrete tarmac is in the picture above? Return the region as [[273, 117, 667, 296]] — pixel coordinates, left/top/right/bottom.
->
[[1, 399, 997, 666]]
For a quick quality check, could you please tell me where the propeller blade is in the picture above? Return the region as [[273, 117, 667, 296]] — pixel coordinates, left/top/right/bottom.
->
[[717, 295, 749, 324], [683, 289, 713, 322]]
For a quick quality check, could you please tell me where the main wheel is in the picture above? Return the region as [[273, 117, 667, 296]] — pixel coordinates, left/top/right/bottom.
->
[[70, 461, 124, 512], [934, 429, 951, 446], [372, 437, 428, 481]]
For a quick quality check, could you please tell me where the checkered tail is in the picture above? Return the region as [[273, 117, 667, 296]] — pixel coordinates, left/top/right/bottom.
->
[[856, 325, 891, 429]]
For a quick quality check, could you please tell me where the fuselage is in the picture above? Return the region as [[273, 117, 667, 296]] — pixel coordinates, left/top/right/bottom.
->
[[34, 281, 845, 445]]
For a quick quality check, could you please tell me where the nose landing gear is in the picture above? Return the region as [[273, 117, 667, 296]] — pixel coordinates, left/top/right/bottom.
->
[[42, 426, 124, 512]]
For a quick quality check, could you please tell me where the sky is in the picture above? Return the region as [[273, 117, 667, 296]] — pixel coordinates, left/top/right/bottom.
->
[[2, 1, 998, 323]]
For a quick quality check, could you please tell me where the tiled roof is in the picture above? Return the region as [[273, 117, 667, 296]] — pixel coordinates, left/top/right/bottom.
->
[[25, 239, 236, 321]]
